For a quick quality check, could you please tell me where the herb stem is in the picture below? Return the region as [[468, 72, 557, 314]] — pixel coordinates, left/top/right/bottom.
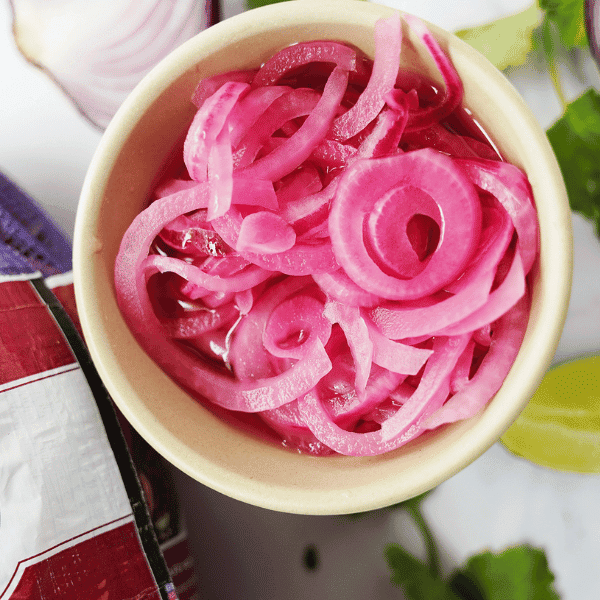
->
[[406, 504, 441, 579], [548, 57, 568, 111], [542, 17, 568, 112]]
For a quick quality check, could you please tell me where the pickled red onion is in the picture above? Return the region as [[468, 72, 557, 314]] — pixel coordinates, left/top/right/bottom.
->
[[328, 149, 482, 300], [323, 300, 373, 393], [207, 122, 234, 220], [240, 66, 350, 181], [313, 268, 380, 308], [161, 303, 239, 339], [252, 41, 357, 87], [114, 13, 538, 457], [457, 158, 539, 274], [233, 88, 320, 169], [237, 211, 297, 254], [263, 294, 331, 359], [398, 15, 463, 131], [192, 70, 255, 109], [436, 249, 526, 337], [329, 13, 402, 141], [184, 81, 249, 181], [424, 295, 530, 429], [212, 206, 339, 275], [368, 259, 496, 339], [142, 254, 272, 293], [297, 335, 468, 456]]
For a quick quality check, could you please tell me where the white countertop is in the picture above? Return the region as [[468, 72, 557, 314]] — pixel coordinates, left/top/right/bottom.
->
[[1, 1, 599, 598]]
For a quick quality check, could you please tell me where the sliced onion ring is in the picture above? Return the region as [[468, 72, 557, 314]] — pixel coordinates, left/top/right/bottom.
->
[[329, 148, 482, 300]]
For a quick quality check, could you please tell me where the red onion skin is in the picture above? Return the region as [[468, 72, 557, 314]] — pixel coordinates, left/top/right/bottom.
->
[[586, 0, 600, 69]]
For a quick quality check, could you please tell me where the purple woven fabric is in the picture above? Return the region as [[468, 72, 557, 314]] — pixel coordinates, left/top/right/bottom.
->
[[0, 172, 72, 276]]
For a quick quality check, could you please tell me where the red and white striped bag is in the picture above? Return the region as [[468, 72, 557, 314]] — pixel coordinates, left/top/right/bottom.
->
[[0, 172, 198, 600]]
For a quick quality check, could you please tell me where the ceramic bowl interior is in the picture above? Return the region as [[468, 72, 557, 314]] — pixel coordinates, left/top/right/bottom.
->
[[73, 0, 572, 515]]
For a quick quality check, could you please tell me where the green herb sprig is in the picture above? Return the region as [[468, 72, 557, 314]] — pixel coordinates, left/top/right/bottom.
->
[[383, 491, 561, 600]]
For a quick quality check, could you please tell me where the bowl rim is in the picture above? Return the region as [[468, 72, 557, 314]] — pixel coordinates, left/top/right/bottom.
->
[[73, 0, 573, 515]]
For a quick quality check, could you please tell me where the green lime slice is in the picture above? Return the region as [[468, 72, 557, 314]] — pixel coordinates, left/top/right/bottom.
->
[[501, 355, 600, 473]]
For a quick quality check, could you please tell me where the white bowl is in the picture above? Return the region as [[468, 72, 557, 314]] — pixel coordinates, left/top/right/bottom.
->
[[73, 0, 572, 515]]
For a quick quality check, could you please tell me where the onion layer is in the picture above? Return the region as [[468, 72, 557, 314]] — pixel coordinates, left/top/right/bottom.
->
[[329, 149, 482, 300]]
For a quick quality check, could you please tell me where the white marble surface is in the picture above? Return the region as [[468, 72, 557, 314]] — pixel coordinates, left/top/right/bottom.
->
[[2, 1, 599, 598]]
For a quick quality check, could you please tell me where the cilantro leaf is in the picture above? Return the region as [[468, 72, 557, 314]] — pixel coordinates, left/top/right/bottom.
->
[[385, 544, 462, 600], [386, 544, 560, 600], [449, 545, 561, 600], [539, 0, 588, 48], [455, 4, 542, 71], [448, 571, 487, 600], [546, 88, 600, 234]]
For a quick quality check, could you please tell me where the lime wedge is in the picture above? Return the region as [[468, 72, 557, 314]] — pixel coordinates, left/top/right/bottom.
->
[[501, 355, 600, 473]]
